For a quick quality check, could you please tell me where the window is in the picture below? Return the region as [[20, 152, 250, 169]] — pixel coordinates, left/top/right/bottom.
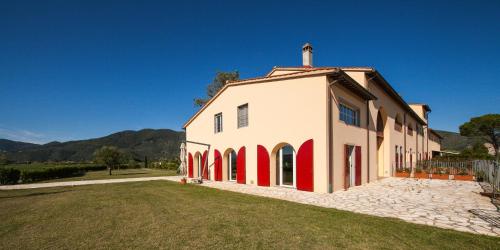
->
[[214, 113, 223, 133], [407, 124, 413, 136], [339, 103, 360, 126], [228, 150, 237, 181], [276, 145, 296, 187], [394, 114, 402, 132], [237, 104, 248, 128]]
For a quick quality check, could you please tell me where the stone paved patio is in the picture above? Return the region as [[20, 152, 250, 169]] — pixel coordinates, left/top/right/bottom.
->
[[178, 177, 499, 237]]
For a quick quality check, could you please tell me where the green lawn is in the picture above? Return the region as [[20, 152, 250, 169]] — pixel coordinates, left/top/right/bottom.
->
[[0, 181, 498, 249], [38, 168, 176, 182]]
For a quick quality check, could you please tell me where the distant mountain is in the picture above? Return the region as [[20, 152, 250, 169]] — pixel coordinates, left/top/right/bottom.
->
[[434, 130, 484, 152], [0, 129, 185, 163], [0, 139, 40, 152]]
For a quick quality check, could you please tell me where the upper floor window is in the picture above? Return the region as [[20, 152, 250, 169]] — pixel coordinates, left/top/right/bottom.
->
[[237, 104, 248, 128], [407, 124, 414, 136], [394, 114, 403, 132], [214, 113, 223, 133], [339, 103, 360, 126]]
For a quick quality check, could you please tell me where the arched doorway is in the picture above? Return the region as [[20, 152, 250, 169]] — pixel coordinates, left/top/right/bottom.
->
[[193, 152, 202, 178], [275, 144, 296, 188], [225, 149, 237, 181], [376, 108, 388, 177]]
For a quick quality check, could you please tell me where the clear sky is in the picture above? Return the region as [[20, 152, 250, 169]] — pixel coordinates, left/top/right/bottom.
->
[[1, 0, 499, 144]]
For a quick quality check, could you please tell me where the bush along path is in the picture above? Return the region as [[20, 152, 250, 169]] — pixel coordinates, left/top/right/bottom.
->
[[0, 176, 176, 190]]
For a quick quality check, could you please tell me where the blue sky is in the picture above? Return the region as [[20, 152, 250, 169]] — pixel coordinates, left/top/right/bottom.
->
[[1, 0, 499, 143]]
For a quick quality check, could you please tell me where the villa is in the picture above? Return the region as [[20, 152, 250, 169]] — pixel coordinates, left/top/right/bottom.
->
[[183, 43, 441, 193]]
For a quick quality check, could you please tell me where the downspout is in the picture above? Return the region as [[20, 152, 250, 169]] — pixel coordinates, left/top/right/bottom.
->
[[366, 100, 370, 183], [327, 81, 336, 193], [404, 113, 407, 166]]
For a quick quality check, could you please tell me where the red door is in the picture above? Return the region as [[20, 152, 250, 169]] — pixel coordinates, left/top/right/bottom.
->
[[297, 139, 314, 192], [214, 150, 222, 181], [188, 153, 193, 178], [237, 147, 246, 184], [344, 145, 350, 190], [257, 145, 270, 186], [355, 146, 361, 186], [202, 151, 208, 180]]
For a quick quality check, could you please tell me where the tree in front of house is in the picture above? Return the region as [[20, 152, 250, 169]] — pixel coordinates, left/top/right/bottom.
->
[[94, 146, 125, 175], [459, 114, 500, 157], [194, 71, 239, 107]]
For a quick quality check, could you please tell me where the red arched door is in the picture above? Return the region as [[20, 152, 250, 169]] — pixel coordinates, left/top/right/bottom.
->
[[188, 153, 193, 178], [257, 145, 270, 186], [296, 139, 314, 192], [214, 149, 222, 181], [237, 147, 246, 184]]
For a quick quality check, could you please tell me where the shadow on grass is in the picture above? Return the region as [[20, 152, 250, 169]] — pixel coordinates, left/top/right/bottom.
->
[[113, 172, 150, 176], [0, 190, 75, 199]]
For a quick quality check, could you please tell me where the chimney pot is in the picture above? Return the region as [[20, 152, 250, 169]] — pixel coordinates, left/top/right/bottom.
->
[[302, 43, 313, 67]]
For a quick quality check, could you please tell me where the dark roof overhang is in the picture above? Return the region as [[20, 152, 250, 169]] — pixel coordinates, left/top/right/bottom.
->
[[328, 71, 377, 101], [366, 70, 427, 125]]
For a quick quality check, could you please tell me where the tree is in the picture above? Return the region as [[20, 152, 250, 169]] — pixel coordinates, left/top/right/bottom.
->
[[460, 142, 493, 160], [194, 71, 239, 107], [0, 153, 8, 165], [94, 146, 124, 175], [459, 114, 500, 157]]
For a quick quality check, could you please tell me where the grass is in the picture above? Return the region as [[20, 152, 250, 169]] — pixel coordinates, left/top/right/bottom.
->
[[0, 181, 498, 249], [38, 168, 176, 182]]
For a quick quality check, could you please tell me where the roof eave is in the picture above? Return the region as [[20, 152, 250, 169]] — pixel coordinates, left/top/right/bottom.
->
[[366, 70, 427, 125]]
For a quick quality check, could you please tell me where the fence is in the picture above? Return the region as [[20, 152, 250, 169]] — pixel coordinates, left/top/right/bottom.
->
[[395, 159, 499, 195], [472, 160, 499, 194]]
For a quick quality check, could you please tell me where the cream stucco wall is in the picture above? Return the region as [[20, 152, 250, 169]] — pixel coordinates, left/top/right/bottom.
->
[[185, 69, 441, 193], [185, 75, 330, 193]]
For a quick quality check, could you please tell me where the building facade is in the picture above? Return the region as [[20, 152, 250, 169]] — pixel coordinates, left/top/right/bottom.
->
[[183, 44, 441, 193]]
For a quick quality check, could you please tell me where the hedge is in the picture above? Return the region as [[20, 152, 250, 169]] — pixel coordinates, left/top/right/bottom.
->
[[0, 168, 21, 184], [19, 165, 107, 183]]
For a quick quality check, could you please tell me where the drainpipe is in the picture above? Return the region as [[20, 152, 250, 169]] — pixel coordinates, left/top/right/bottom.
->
[[366, 100, 370, 183], [327, 82, 335, 193], [404, 113, 407, 167]]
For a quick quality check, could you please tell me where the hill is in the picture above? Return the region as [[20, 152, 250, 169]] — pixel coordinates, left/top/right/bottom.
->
[[434, 130, 484, 152], [0, 129, 185, 163]]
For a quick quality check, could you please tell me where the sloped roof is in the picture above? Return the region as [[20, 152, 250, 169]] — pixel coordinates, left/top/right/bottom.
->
[[183, 68, 375, 128], [183, 66, 427, 128]]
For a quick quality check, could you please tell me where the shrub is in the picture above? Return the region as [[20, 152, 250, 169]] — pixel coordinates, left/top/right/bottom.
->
[[0, 168, 21, 185], [16, 164, 106, 183]]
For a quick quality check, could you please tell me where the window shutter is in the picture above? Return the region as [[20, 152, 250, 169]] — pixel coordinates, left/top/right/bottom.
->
[[344, 144, 349, 190], [238, 104, 248, 128]]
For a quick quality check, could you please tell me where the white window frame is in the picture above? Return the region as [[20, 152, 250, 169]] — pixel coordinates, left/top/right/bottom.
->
[[228, 151, 236, 181], [278, 147, 296, 188], [339, 103, 360, 127], [197, 154, 202, 177], [237, 104, 248, 128], [214, 113, 223, 133]]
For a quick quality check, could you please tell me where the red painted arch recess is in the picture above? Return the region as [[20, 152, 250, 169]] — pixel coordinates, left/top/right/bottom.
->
[[355, 146, 362, 186], [237, 147, 246, 184], [257, 145, 270, 187], [296, 139, 314, 192], [214, 150, 222, 181], [202, 150, 208, 180], [188, 153, 193, 178]]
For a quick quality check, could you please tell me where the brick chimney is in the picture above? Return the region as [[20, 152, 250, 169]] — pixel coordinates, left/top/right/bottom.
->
[[302, 43, 313, 67]]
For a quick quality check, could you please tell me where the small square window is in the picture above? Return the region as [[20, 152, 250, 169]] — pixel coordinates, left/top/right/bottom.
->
[[214, 113, 223, 133]]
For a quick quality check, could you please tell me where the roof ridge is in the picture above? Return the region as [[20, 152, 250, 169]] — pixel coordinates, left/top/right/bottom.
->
[[229, 67, 338, 84]]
